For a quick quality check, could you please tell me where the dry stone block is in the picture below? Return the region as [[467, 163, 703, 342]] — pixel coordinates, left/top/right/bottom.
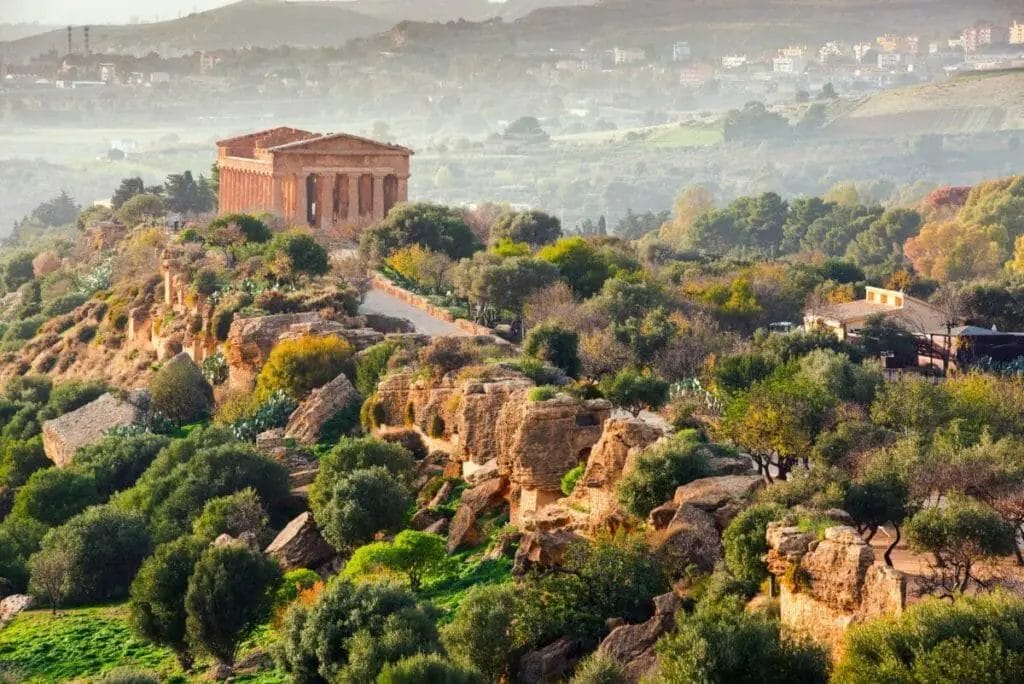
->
[[264, 512, 335, 571]]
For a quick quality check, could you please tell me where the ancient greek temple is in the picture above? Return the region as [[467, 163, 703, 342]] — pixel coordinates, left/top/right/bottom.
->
[[215, 127, 412, 239]]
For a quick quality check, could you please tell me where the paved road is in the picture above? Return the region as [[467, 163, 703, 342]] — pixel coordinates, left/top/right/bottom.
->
[[359, 287, 469, 337]]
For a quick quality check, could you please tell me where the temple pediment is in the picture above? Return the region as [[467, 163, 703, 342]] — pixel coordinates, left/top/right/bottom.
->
[[268, 132, 413, 156]]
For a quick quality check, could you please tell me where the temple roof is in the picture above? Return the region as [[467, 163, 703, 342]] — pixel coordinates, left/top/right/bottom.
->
[[268, 131, 413, 155], [215, 126, 316, 147]]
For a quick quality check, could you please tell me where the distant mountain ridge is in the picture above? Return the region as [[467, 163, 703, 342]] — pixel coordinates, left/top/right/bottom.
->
[[0, 1, 389, 60]]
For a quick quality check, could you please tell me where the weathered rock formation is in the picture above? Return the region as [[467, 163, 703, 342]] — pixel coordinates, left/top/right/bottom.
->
[[565, 419, 663, 530], [446, 477, 509, 553], [225, 313, 383, 390], [284, 371, 360, 445], [597, 592, 681, 682], [373, 369, 612, 527], [513, 529, 582, 574], [41, 391, 149, 467], [495, 396, 611, 527], [649, 475, 764, 574], [765, 523, 906, 657], [518, 637, 585, 684], [264, 512, 336, 571]]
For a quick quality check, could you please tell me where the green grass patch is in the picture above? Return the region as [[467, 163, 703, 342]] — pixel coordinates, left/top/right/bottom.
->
[[643, 124, 723, 148], [419, 552, 514, 618], [0, 605, 178, 681], [0, 604, 286, 682]]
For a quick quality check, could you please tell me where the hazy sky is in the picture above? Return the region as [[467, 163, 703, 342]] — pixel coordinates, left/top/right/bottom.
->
[[3, 0, 269, 25]]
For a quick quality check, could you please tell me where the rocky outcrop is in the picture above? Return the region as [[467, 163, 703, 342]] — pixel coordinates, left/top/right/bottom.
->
[[517, 637, 585, 684], [566, 419, 663, 529], [496, 396, 611, 526], [456, 377, 534, 464], [0, 594, 33, 623], [765, 523, 906, 658], [598, 593, 681, 682], [649, 475, 764, 574], [285, 372, 360, 445], [514, 529, 582, 574], [225, 313, 383, 391], [264, 512, 336, 571], [41, 391, 149, 467], [446, 477, 509, 553]]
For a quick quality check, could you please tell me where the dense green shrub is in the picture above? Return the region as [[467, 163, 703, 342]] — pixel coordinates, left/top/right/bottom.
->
[[255, 335, 354, 401], [561, 463, 585, 496], [524, 324, 581, 378], [273, 568, 321, 609], [344, 530, 446, 591], [208, 213, 272, 244], [359, 202, 482, 261], [377, 654, 484, 684], [38, 379, 108, 420], [185, 541, 280, 666], [835, 592, 1024, 684], [149, 357, 214, 425], [490, 209, 562, 247], [317, 437, 415, 483], [114, 438, 290, 543], [655, 595, 828, 683], [190, 488, 269, 545], [73, 432, 170, 497], [441, 583, 518, 682], [617, 434, 712, 519], [570, 652, 627, 684], [266, 230, 330, 282], [536, 237, 615, 299], [273, 579, 441, 681], [722, 503, 786, 586], [42, 293, 88, 317], [0, 525, 30, 594], [311, 466, 411, 552], [0, 436, 49, 488], [355, 341, 400, 397], [11, 467, 101, 527], [515, 534, 669, 648], [129, 535, 205, 670], [29, 505, 152, 605], [598, 367, 669, 417], [378, 429, 428, 461]]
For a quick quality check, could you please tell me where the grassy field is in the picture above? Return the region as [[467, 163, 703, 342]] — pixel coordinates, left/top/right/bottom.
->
[[0, 604, 287, 682], [0, 605, 177, 681]]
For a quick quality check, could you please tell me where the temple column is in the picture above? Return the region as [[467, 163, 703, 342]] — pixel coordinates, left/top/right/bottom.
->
[[271, 176, 283, 215], [242, 171, 250, 210], [295, 173, 308, 226], [397, 175, 409, 204], [372, 173, 385, 221], [318, 174, 334, 229], [347, 174, 360, 221]]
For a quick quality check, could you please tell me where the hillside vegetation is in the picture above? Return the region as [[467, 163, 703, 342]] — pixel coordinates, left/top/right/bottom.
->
[[829, 69, 1024, 137]]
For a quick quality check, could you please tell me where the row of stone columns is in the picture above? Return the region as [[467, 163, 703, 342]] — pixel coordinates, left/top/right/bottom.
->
[[230, 168, 270, 213]]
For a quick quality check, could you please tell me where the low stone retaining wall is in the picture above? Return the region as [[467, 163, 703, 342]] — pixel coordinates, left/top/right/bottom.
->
[[371, 273, 495, 337]]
